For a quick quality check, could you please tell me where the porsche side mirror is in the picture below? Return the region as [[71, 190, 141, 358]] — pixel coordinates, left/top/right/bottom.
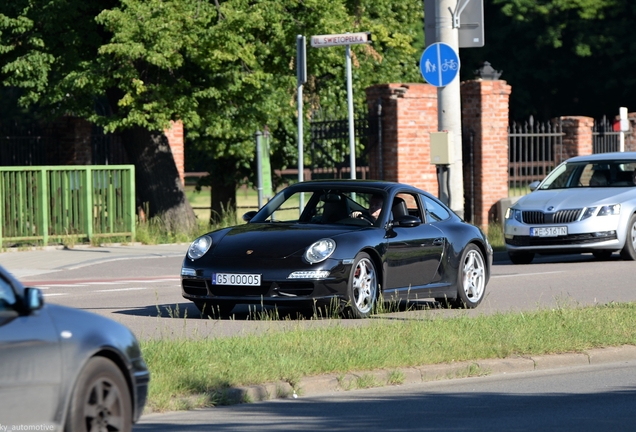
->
[[392, 215, 421, 228], [243, 211, 258, 222]]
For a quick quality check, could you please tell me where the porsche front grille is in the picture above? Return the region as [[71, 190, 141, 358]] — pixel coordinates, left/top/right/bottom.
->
[[522, 209, 582, 224]]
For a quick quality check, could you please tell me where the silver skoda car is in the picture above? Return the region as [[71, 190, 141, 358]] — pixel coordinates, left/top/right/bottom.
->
[[504, 152, 636, 264]]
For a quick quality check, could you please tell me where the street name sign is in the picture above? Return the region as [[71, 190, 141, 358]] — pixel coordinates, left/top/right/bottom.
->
[[310, 32, 371, 48], [419, 42, 460, 87]]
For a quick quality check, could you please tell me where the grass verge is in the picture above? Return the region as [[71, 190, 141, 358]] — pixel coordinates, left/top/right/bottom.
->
[[141, 302, 636, 412]]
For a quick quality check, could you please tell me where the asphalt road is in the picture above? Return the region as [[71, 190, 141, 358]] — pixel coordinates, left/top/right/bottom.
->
[[11, 248, 636, 339], [3, 245, 636, 430], [134, 360, 636, 431]]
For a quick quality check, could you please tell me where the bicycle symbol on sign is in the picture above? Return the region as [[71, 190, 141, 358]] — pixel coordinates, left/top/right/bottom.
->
[[441, 59, 458, 72]]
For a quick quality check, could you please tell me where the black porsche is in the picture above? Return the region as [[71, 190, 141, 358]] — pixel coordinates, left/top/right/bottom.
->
[[181, 180, 492, 318]]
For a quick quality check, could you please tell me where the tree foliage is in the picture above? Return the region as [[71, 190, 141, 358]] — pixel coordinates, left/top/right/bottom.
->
[[459, 0, 636, 121], [1, 0, 424, 216]]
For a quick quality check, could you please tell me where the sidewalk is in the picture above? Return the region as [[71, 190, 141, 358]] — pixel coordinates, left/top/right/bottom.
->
[[0, 243, 189, 280]]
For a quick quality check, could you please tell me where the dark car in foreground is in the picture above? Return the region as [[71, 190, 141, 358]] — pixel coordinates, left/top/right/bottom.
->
[[0, 265, 149, 431], [182, 180, 492, 318], [504, 152, 636, 264]]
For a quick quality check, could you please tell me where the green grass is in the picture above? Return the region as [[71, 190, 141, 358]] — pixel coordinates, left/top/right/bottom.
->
[[141, 302, 636, 412], [487, 222, 506, 251]]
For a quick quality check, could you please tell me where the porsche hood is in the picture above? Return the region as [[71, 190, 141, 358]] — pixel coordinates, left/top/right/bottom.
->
[[206, 223, 362, 259]]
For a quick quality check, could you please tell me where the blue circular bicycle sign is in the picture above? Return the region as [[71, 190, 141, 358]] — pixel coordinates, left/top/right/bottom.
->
[[419, 42, 460, 87]]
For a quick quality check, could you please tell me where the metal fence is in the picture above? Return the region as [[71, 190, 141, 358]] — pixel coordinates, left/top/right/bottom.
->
[[0, 165, 136, 247], [508, 117, 564, 197], [0, 122, 59, 166], [91, 125, 129, 165], [309, 108, 378, 179], [592, 116, 626, 154]]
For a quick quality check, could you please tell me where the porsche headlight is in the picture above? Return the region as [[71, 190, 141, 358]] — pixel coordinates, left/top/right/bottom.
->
[[187, 235, 212, 260], [305, 238, 336, 264]]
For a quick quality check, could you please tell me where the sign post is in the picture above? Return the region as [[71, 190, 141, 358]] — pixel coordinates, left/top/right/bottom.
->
[[421, 0, 467, 217], [296, 35, 306, 213], [419, 42, 461, 88], [311, 32, 371, 179]]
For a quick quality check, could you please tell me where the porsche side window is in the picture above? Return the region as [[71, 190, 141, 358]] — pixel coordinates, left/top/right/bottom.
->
[[0, 276, 17, 312], [421, 195, 450, 222], [392, 193, 423, 221]]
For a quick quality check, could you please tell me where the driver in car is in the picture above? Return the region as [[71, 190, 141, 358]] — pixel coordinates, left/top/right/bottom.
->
[[351, 194, 383, 222]]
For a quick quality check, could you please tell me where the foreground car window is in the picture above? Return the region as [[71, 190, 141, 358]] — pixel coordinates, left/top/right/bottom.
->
[[0, 276, 17, 312]]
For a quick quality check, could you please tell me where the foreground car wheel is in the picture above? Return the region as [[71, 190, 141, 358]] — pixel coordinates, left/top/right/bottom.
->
[[65, 357, 132, 432], [508, 251, 535, 264], [343, 252, 378, 318], [620, 214, 636, 261], [195, 301, 236, 319], [452, 244, 486, 308]]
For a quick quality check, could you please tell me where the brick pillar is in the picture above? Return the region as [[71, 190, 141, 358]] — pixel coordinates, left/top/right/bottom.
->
[[461, 80, 511, 230], [625, 113, 636, 152], [52, 116, 93, 165], [164, 120, 185, 186], [365, 83, 439, 193], [560, 116, 594, 160]]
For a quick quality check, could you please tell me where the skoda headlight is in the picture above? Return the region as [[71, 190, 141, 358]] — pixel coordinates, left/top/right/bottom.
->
[[305, 238, 336, 264], [187, 235, 212, 260], [597, 204, 620, 217], [505, 208, 522, 222]]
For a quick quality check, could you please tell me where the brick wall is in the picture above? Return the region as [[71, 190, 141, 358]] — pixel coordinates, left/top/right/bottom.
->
[[164, 120, 185, 186], [367, 81, 511, 231], [560, 116, 594, 162], [365, 83, 438, 193], [461, 80, 512, 228]]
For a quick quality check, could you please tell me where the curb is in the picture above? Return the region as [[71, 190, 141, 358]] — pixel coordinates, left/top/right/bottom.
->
[[225, 345, 636, 404]]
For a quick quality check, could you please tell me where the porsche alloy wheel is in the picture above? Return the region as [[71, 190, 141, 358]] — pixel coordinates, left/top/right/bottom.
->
[[344, 252, 378, 318], [453, 244, 486, 308], [65, 357, 132, 432]]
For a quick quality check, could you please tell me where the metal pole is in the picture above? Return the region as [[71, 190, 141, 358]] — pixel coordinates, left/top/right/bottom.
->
[[346, 43, 356, 179], [436, 0, 464, 218], [377, 99, 384, 180], [297, 35, 306, 214], [256, 131, 263, 208]]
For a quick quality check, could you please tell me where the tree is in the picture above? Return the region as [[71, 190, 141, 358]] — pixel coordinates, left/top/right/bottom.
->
[[1, 0, 424, 224], [459, 0, 636, 121]]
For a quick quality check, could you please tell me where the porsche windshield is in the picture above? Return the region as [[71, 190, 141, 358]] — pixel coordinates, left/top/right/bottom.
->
[[539, 160, 636, 190], [251, 189, 386, 226]]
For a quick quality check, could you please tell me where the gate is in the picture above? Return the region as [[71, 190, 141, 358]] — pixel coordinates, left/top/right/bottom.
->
[[309, 106, 379, 179], [508, 116, 564, 197], [592, 116, 632, 153]]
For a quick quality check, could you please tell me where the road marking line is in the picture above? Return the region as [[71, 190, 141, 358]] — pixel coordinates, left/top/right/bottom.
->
[[42, 293, 69, 297], [94, 287, 148, 293], [492, 271, 565, 278]]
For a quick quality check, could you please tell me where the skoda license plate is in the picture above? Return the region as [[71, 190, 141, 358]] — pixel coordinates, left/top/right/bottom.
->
[[212, 273, 261, 286], [530, 226, 567, 237]]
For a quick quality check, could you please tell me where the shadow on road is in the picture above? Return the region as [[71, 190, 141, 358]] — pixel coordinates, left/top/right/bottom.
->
[[134, 387, 636, 431]]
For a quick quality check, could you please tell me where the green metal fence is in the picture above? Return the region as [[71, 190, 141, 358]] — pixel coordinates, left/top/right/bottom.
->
[[0, 165, 136, 247]]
